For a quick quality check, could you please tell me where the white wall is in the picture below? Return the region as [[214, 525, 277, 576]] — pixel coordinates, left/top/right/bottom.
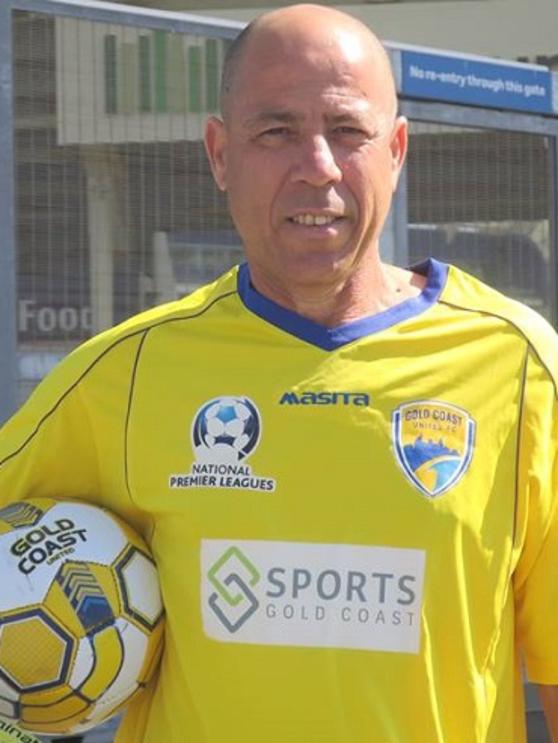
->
[[190, 0, 557, 63]]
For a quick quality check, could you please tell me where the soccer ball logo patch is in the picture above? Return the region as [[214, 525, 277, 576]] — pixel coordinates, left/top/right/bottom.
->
[[192, 397, 260, 464], [169, 396, 275, 492]]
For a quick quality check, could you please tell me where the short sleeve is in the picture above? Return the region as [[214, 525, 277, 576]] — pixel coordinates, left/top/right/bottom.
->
[[514, 347, 558, 683], [0, 331, 151, 537], [0, 360, 100, 508]]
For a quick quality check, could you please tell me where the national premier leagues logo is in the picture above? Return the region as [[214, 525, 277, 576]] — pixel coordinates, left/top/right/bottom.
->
[[392, 400, 475, 498], [193, 397, 260, 463], [169, 396, 276, 492]]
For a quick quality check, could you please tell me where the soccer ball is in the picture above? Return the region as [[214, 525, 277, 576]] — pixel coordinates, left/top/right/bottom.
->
[[192, 396, 260, 463], [0, 498, 164, 735]]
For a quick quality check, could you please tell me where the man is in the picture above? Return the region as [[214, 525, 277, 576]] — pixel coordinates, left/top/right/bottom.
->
[[0, 4, 557, 741]]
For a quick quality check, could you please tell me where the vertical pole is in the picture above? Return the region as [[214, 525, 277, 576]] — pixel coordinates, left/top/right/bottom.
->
[[0, 3, 18, 423], [392, 155, 410, 268], [83, 150, 117, 334], [549, 134, 558, 328]]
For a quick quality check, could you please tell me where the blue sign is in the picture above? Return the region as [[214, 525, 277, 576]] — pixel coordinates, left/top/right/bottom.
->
[[401, 50, 553, 114]]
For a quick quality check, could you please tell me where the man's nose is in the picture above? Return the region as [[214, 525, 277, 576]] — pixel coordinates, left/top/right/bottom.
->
[[291, 135, 343, 186]]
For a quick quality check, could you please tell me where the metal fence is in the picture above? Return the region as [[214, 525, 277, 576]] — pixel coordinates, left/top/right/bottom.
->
[[0, 0, 244, 418], [406, 121, 553, 320]]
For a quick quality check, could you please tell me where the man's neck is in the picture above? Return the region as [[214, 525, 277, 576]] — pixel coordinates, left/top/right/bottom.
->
[[248, 261, 428, 328]]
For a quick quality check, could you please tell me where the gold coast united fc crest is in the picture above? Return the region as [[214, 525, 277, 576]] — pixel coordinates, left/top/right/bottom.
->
[[392, 400, 476, 498]]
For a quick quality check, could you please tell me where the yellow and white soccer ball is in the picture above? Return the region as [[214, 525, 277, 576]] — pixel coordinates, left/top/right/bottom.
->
[[0, 498, 164, 735]]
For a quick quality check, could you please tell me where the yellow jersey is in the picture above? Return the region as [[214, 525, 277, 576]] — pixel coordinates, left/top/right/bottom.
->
[[0, 259, 557, 742]]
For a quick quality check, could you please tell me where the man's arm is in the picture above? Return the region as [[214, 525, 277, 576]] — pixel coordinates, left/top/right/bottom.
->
[[538, 684, 558, 742]]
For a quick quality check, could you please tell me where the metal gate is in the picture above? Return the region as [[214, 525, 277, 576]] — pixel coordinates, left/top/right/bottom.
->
[[400, 100, 558, 325], [0, 0, 244, 419]]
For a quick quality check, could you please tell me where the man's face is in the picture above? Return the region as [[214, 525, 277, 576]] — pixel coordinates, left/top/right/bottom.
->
[[205, 24, 408, 296]]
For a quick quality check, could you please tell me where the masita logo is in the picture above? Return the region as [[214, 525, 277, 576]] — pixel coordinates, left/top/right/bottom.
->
[[202, 540, 426, 653], [169, 396, 276, 493], [0, 718, 41, 743], [279, 391, 370, 406], [392, 400, 476, 498]]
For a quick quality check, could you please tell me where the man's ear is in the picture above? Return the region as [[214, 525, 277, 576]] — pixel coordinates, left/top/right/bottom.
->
[[390, 115, 409, 192], [204, 116, 228, 191]]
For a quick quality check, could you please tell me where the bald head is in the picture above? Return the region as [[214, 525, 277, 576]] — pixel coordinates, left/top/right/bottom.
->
[[220, 4, 397, 123]]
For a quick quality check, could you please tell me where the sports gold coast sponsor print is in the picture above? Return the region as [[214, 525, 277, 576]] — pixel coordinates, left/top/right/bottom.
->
[[392, 401, 476, 498]]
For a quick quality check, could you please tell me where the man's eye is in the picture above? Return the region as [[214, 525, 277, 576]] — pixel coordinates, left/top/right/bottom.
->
[[259, 127, 290, 138], [335, 126, 367, 136]]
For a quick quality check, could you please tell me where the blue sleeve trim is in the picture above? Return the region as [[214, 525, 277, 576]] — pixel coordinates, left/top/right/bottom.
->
[[237, 259, 449, 351]]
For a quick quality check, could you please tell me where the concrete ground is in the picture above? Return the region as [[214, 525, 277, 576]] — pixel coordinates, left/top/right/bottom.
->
[[527, 711, 551, 743]]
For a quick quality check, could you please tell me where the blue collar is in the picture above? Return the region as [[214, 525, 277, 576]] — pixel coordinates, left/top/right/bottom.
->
[[237, 259, 448, 351]]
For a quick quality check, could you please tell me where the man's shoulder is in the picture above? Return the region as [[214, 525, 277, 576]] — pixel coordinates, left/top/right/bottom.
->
[[441, 262, 558, 383], [27, 268, 240, 402], [77, 267, 239, 358], [103, 266, 239, 343]]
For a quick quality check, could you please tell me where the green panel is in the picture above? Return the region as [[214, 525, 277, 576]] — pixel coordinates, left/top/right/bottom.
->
[[122, 42, 138, 115], [154, 30, 167, 113], [223, 38, 233, 58], [139, 35, 152, 113], [205, 39, 219, 112], [104, 35, 117, 114], [169, 35, 186, 113], [188, 45, 202, 113]]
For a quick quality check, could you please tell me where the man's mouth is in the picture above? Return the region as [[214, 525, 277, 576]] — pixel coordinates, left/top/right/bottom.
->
[[288, 214, 343, 226]]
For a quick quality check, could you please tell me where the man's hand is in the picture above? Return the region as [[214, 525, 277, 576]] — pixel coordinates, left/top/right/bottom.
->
[[538, 684, 558, 741]]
